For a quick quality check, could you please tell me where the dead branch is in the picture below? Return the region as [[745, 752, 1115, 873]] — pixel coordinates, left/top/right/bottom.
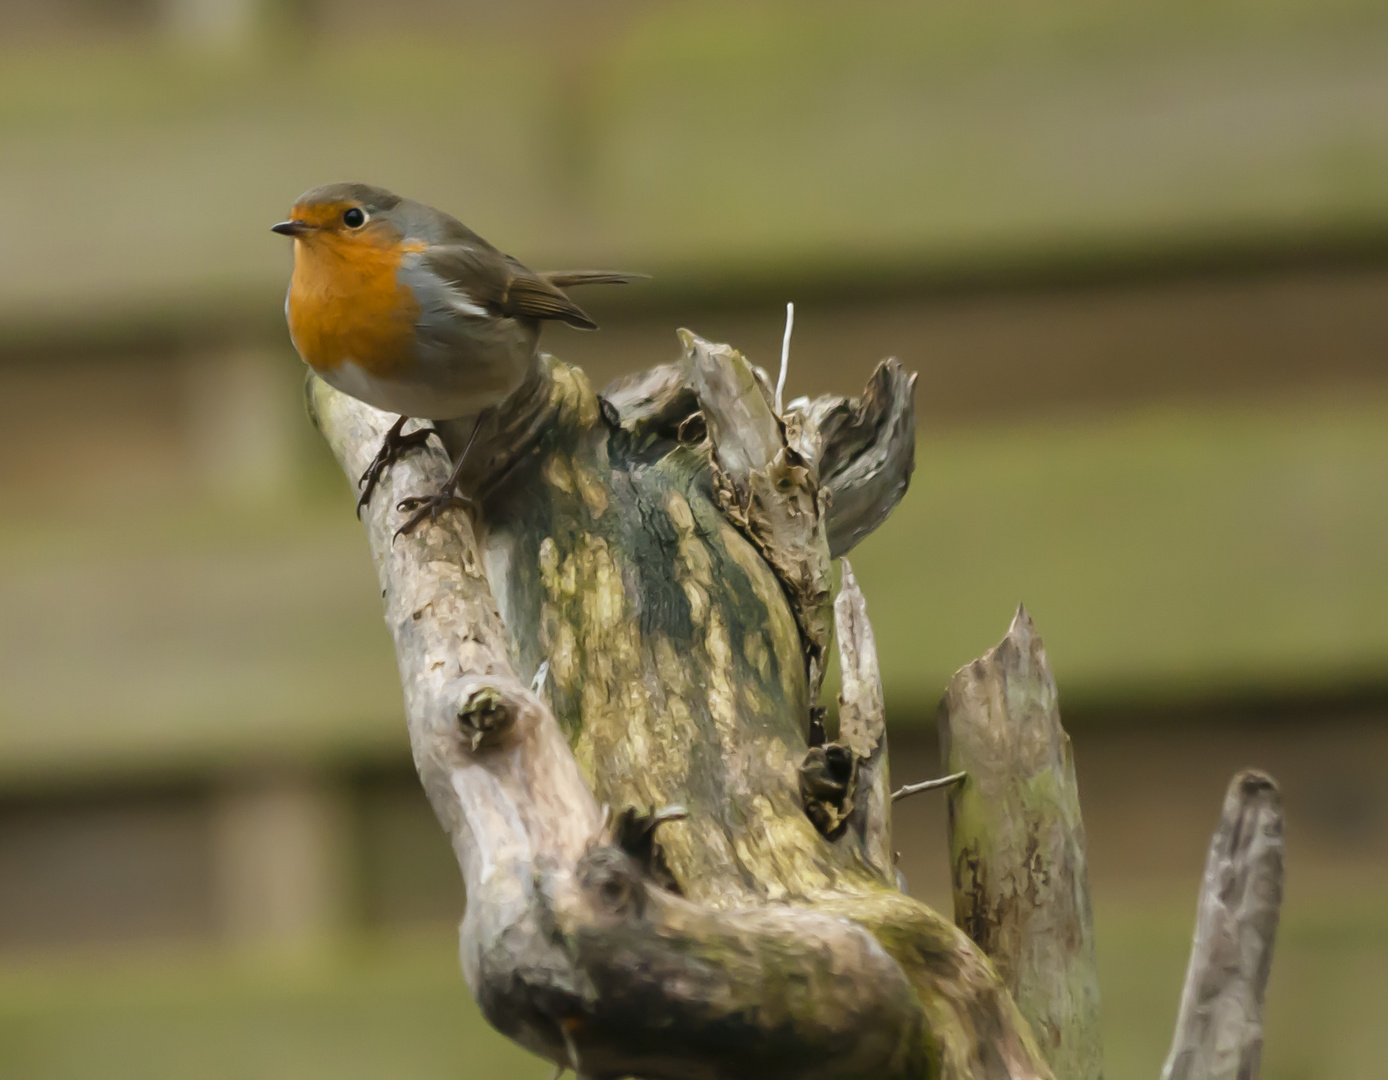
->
[[938, 606, 1104, 1080], [1161, 770, 1284, 1080]]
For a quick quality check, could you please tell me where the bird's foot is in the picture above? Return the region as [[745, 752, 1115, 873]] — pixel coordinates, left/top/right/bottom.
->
[[357, 420, 434, 518], [394, 487, 471, 538]]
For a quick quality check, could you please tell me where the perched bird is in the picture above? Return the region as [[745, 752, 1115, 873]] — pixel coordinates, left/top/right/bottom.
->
[[273, 182, 636, 533]]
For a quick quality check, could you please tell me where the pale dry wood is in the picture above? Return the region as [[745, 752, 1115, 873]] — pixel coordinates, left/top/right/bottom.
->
[[309, 382, 601, 1060], [832, 558, 893, 882], [681, 330, 784, 481], [1161, 770, 1283, 1080], [601, 348, 918, 564], [682, 328, 833, 694], [784, 359, 917, 558], [938, 605, 1103, 1080], [599, 360, 697, 442]]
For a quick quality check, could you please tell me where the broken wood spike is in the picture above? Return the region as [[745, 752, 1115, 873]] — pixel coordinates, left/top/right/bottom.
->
[[1161, 769, 1284, 1080], [684, 328, 834, 699], [832, 558, 892, 880], [939, 604, 1101, 1080], [799, 742, 858, 839], [783, 359, 917, 559]]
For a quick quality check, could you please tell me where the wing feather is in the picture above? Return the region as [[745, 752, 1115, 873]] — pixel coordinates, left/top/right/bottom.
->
[[421, 244, 643, 331], [503, 271, 597, 329], [541, 270, 645, 289], [422, 246, 596, 329]]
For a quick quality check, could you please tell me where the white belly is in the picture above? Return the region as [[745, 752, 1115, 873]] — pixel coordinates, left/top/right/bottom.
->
[[315, 359, 514, 420]]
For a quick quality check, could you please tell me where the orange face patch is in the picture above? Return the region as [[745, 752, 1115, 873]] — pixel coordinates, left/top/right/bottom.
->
[[286, 203, 426, 378]]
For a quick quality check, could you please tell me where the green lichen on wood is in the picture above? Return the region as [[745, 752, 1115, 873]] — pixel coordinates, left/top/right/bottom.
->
[[480, 355, 851, 905], [939, 606, 1102, 1080], [464, 354, 1052, 1078]]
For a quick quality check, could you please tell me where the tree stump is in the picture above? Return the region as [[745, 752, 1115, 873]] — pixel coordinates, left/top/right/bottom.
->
[[307, 328, 1280, 1080], [309, 331, 1049, 1080]]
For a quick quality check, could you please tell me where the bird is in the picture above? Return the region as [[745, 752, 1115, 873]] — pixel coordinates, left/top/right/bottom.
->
[[272, 181, 637, 535]]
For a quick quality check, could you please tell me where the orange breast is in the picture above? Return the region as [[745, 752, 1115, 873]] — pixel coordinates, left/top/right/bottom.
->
[[287, 235, 425, 378]]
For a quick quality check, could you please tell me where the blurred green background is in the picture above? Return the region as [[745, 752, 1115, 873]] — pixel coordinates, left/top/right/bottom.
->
[[1, 1, 1385, 1077]]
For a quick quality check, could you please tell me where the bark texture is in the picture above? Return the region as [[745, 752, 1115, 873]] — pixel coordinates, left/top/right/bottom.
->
[[309, 330, 1053, 1080], [1161, 771, 1283, 1080], [938, 606, 1103, 1080]]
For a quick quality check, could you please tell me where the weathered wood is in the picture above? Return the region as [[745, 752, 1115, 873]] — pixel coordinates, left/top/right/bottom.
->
[[601, 348, 918, 564], [784, 358, 917, 559], [311, 343, 1054, 1080], [683, 329, 833, 697], [1161, 770, 1283, 1080], [938, 605, 1103, 1080], [599, 361, 698, 444], [832, 558, 893, 882]]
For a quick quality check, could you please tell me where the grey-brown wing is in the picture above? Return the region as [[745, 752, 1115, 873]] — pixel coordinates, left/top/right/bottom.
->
[[541, 270, 645, 288], [500, 255, 597, 329], [418, 244, 510, 311], [422, 246, 596, 329]]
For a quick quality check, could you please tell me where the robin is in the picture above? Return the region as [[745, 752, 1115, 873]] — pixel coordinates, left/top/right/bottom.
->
[[272, 181, 637, 534]]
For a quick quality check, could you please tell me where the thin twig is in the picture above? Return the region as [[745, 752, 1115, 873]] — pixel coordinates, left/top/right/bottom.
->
[[891, 771, 966, 801], [775, 301, 794, 414]]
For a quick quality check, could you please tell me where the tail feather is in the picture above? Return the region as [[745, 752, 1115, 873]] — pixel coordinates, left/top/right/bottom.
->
[[541, 270, 647, 289]]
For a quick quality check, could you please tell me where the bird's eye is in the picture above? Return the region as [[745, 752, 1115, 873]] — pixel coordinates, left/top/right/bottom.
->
[[343, 207, 366, 228]]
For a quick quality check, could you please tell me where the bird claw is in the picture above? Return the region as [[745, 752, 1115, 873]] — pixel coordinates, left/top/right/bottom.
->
[[356, 422, 434, 518], [393, 488, 471, 538]]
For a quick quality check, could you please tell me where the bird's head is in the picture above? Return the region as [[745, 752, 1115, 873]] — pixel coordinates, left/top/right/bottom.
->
[[272, 182, 404, 250]]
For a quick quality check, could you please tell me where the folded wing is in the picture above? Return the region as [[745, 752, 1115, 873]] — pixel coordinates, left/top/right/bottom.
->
[[423, 246, 640, 331]]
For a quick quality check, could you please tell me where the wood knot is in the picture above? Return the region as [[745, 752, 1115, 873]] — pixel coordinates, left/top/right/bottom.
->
[[676, 410, 707, 445], [456, 684, 515, 751], [798, 742, 858, 840], [577, 846, 647, 918]]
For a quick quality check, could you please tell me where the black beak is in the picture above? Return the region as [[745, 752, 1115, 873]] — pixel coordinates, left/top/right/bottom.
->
[[272, 220, 314, 237]]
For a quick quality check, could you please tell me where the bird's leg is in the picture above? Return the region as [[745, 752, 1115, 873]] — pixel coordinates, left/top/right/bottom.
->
[[394, 410, 487, 538], [357, 415, 434, 518]]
